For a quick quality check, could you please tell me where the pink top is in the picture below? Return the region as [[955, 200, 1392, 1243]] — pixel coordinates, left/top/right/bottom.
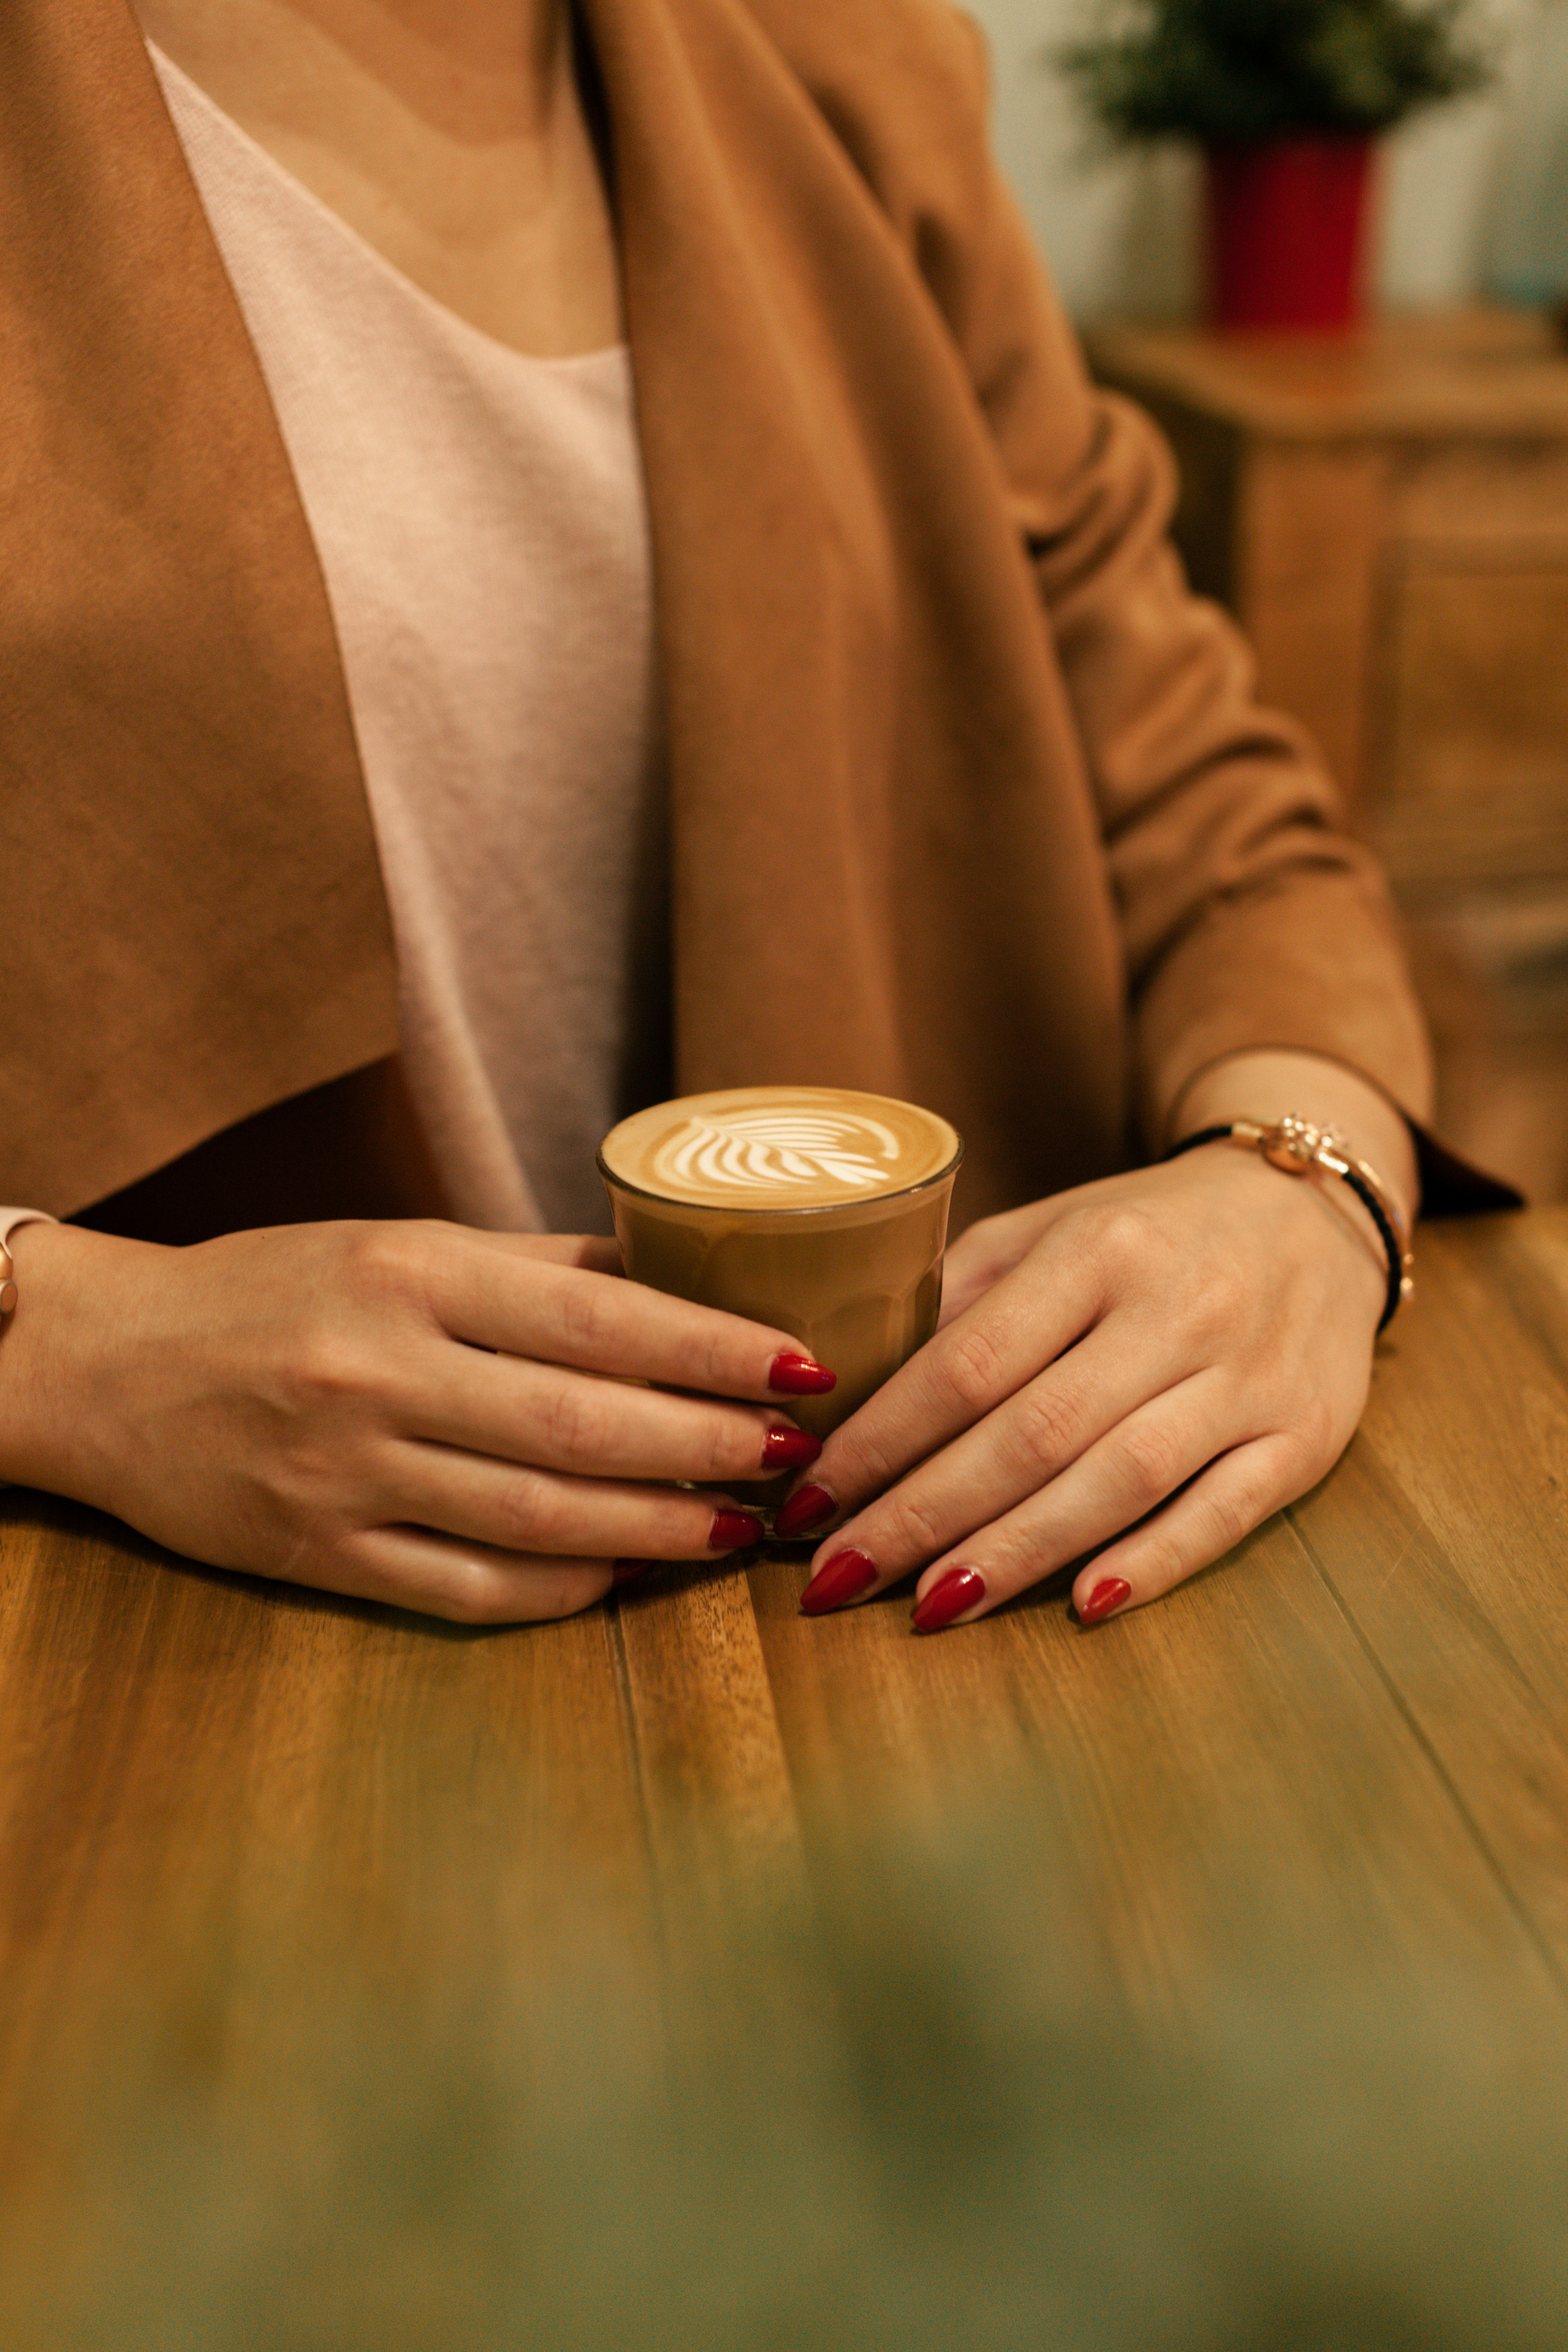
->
[[151, 47, 665, 1235]]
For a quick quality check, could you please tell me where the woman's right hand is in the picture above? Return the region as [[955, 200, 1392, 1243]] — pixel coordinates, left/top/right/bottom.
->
[[0, 1220, 830, 1623]]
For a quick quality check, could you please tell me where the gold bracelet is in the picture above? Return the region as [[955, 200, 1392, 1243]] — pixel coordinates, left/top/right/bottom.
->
[[1163, 1116, 1413, 1333]]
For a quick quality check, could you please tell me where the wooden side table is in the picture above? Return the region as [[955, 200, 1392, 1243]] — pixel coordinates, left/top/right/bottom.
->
[[1086, 309, 1568, 1199]]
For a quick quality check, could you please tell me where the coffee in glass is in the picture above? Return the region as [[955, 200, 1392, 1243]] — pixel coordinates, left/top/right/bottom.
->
[[598, 1086, 963, 1439]]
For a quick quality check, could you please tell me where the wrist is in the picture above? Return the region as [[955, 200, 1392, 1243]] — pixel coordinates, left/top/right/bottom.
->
[[0, 1223, 165, 1498], [1174, 1050, 1418, 1234], [1166, 1117, 1411, 1332]]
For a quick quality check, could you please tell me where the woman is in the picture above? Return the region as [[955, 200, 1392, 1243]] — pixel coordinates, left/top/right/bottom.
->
[[0, 0, 1500, 1631]]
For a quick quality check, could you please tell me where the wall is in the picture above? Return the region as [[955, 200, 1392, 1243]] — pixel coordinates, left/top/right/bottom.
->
[[965, 0, 1568, 318]]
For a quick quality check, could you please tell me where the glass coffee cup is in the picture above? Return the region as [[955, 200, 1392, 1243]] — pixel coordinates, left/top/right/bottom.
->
[[597, 1086, 963, 1444]]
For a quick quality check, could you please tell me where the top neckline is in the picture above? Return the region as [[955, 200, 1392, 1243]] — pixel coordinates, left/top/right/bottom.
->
[[147, 40, 632, 381]]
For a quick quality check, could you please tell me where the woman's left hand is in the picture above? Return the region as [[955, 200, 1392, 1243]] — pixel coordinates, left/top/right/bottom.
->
[[786, 1136, 1393, 1632]]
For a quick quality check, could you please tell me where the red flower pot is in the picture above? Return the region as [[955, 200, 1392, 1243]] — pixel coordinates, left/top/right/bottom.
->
[[1203, 137, 1375, 330]]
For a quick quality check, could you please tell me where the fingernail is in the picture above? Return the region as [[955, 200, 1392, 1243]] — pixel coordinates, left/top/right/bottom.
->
[[761, 1424, 823, 1472], [612, 1560, 655, 1585], [912, 1568, 986, 1634], [769, 1351, 838, 1397], [709, 1509, 765, 1553], [774, 1483, 838, 1540], [1078, 1577, 1132, 1627], [800, 1548, 878, 1616]]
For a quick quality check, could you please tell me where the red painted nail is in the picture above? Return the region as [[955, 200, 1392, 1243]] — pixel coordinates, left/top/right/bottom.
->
[[911, 1568, 986, 1634], [800, 1549, 878, 1617], [612, 1560, 655, 1585], [761, 1424, 823, 1472], [774, 1483, 838, 1540], [1078, 1577, 1132, 1627], [769, 1352, 837, 1397], [709, 1509, 765, 1553]]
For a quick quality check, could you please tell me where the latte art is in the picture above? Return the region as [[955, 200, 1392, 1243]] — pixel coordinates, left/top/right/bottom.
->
[[600, 1086, 965, 1437], [653, 1110, 903, 1197], [601, 1086, 961, 1210]]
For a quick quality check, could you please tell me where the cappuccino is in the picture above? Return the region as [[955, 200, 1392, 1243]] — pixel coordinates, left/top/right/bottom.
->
[[598, 1088, 962, 1442]]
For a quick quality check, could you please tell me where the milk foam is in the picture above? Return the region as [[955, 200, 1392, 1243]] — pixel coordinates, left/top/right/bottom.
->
[[600, 1088, 960, 1210]]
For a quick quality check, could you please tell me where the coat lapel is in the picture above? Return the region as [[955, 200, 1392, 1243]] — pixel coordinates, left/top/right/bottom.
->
[[0, 0, 399, 1215], [578, 0, 1127, 1209], [579, 0, 908, 1096]]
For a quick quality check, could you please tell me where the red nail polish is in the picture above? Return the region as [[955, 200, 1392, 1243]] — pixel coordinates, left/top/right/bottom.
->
[[709, 1509, 764, 1553], [800, 1549, 878, 1617], [1078, 1577, 1132, 1627], [761, 1424, 822, 1472], [911, 1568, 985, 1634], [769, 1352, 837, 1397], [774, 1483, 838, 1540], [612, 1560, 655, 1585]]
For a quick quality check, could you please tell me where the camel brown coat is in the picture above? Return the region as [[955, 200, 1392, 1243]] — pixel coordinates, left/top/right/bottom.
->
[[0, 0, 1471, 1239]]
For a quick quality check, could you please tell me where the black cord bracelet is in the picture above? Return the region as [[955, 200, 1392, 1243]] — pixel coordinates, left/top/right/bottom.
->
[[1162, 1119, 1413, 1335]]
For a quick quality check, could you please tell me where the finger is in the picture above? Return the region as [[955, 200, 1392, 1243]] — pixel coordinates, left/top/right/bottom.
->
[[935, 1227, 1016, 1331], [1067, 1434, 1309, 1629], [935, 1207, 1058, 1331], [797, 1326, 1180, 1610], [798, 1227, 1114, 1521], [900, 1377, 1231, 1629], [499, 1233, 625, 1276], [351, 1524, 616, 1625], [565, 1237, 625, 1278], [390, 1448, 764, 1567], [430, 1237, 831, 1402], [400, 1350, 818, 1484]]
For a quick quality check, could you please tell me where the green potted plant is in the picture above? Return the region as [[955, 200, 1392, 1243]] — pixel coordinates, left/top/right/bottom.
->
[[1059, 0, 1491, 329]]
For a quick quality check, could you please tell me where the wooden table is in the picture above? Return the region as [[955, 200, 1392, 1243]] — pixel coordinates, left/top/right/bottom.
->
[[5, 1210, 1568, 2201]]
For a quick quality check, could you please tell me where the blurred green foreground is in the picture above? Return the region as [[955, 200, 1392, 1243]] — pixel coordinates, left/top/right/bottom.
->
[[3, 1796, 1567, 2352]]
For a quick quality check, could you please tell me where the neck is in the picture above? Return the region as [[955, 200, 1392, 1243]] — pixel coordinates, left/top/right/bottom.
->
[[139, 0, 572, 142], [286, 0, 570, 142], [134, 0, 623, 357]]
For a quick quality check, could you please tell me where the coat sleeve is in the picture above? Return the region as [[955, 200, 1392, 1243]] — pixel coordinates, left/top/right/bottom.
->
[[902, 11, 1440, 1156]]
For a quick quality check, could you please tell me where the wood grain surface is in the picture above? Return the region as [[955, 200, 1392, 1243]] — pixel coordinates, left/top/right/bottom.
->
[[3, 1210, 1566, 2181]]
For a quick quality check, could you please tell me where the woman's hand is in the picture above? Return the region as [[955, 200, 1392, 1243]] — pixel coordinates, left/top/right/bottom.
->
[[784, 1055, 1416, 1633], [1, 1220, 830, 1625]]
